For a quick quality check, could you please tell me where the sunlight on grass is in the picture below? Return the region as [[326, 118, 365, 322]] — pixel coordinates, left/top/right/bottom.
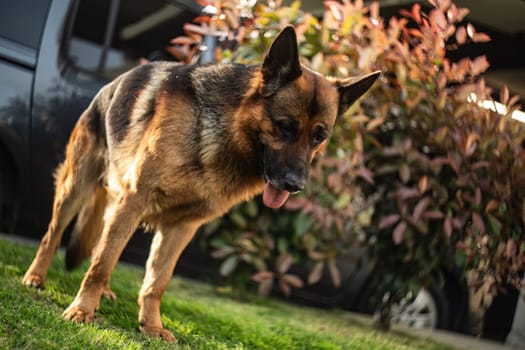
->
[[0, 236, 455, 349]]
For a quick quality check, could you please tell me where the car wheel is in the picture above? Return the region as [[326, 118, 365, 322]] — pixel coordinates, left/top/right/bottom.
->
[[391, 281, 450, 330], [0, 152, 19, 233]]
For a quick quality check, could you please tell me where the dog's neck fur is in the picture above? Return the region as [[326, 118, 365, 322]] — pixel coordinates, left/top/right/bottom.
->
[[189, 63, 267, 199]]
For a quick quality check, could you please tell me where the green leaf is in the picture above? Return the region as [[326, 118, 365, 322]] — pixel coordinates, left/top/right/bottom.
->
[[244, 201, 259, 218], [230, 212, 247, 229], [209, 237, 229, 249], [220, 256, 239, 276], [487, 214, 502, 236], [277, 237, 288, 254], [454, 249, 467, 269], [335, 193, 351, 209], [293, 212, 312, 237]]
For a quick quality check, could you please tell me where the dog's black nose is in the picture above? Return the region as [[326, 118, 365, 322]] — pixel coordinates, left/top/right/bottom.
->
[[282, 173, 306, 193]]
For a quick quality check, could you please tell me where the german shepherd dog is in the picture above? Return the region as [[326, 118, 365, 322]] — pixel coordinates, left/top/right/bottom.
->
[[23, 26, 380, 342]]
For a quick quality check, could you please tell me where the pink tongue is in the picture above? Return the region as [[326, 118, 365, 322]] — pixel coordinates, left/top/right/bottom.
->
[[263, 183, 290, 209]]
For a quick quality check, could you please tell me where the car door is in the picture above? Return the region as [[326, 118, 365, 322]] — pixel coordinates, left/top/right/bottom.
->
[[0, 0, 52, 232]]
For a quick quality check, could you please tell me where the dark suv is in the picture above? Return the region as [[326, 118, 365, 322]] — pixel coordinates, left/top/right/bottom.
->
[[0, 0, 200, 236]]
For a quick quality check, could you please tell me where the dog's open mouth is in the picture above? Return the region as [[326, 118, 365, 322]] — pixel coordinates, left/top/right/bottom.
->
[[262, 182, 290, 209]]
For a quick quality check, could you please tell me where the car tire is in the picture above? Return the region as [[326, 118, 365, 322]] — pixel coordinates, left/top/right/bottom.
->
[[391, 280, 450, 330], [0, 151, 19, 233]]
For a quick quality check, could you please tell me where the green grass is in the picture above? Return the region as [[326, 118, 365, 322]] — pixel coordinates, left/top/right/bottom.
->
[[0, 237, 455, 350]]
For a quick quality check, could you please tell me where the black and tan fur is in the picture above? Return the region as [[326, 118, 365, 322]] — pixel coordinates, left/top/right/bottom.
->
[[23, 26, 380, 342]]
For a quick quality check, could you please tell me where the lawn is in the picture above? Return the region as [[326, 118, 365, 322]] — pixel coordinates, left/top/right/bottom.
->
[[0, 236, 455, 350]]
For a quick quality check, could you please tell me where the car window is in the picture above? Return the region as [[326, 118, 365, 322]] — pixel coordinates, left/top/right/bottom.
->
[[0, 0, 51, 49], [67, 0, 198, 80]]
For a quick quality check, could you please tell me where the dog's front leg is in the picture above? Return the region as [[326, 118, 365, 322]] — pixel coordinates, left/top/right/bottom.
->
[[63, 194, 142, 323], [138, 220, 201, 343]]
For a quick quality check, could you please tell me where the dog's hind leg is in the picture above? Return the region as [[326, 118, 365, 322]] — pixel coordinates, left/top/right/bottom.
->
[[62, 192, 143, 323], [137, 219, 201, 342], [65, 185, 116, 300], [23, 113, 103, 288]]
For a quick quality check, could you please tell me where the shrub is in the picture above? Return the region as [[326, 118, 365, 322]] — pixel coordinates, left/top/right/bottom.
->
[[177, 0, 524, 323]]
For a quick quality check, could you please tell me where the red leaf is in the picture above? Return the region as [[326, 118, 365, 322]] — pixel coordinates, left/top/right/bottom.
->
[[419, 176, 429, 193], [393, 221, 407, 245], [258, 279, 273, 296], [455, 26, 467, 44], [500, 85, 510, 105], [464, 132, 478, 156], [473, 32, 491, 43], [485, 200, 498, 213], [383, 146, 402, 156], [308, 250, 325, 261], [282, 274, 304, 289], [370, 1, 379, 19], [509, 94, 521, 108], [396, 187, 419, 200], [474, 188, 482, 207], [327, 172, 341, 190], [279, 280, 291, 297], [471, 55, 490, 76], [456, 8, 470, 21], [308, 262, 324, 285], [452, 216, 465, 229], [328, 259, 341, 288], [379, 214, 401, 230], [355, 167, 375, 184], [412, 197, 430, 222], [183, 23, 208, 36], [423, 210, 444, 219], [252, 270, 274, 283], [438, 0, 451, 11], [192, 15, 211, 24], [472, 212, 485, 233], [407, 28, 424, 39], [277, 253, 293, 274], [506, 239, 516, 258], [429, 9, 447, 30], [444, 217, 453, 238], [412, 3, 422, 23], [399, 164, 410, 183]]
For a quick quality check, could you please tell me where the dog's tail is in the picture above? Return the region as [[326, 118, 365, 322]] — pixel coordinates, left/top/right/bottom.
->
[[62, 83, 115, 271], [65, 185, 107, 270]]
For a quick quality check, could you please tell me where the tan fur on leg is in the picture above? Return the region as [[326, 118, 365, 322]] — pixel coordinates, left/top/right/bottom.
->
[[63, 193, 142, 322], [138, 220, 201, 343]]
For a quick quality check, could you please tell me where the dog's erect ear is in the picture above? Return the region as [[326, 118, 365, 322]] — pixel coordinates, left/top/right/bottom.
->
[[260, 26, 302, 97], [336, 71, 381, 117]]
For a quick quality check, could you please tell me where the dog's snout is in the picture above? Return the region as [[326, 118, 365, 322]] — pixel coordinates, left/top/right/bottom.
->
[[282, 172, 306, 193]]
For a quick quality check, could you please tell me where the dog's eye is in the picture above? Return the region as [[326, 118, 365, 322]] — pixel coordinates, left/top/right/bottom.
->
[[312, 126, 328, 147], [274, 118, 298, 140]]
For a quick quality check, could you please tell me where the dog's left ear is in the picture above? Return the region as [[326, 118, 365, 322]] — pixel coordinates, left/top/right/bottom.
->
[[260, 26, 302, 97], [336, 71, 381, 117]]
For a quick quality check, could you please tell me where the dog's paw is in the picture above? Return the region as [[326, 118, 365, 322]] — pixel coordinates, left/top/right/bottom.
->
[[102, 286, 117, 301], [140, 325, 177, 343], [63, 305, 94, 323], [22, 273, 45, 289]]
